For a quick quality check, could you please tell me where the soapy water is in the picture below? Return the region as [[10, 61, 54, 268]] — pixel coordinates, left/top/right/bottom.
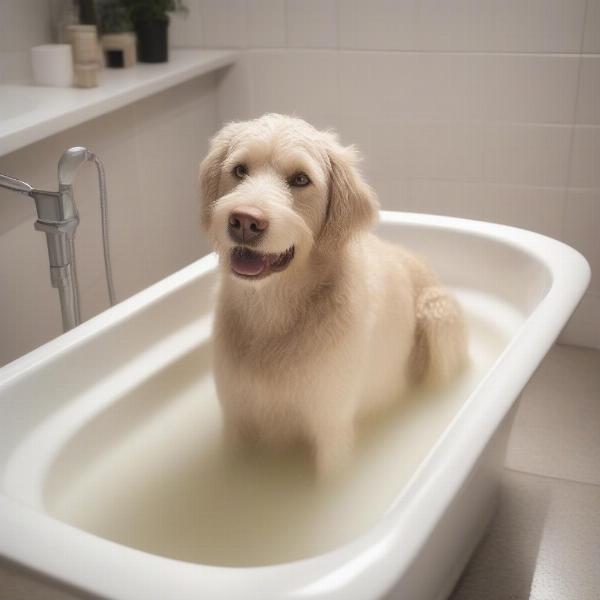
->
[[46, 289, 523, 567]]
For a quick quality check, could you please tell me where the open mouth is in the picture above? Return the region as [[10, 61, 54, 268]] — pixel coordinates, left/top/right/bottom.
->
[[230, 246, 295, 279]]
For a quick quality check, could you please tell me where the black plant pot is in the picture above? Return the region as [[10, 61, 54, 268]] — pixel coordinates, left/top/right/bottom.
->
[[135, 19, 168, 63]]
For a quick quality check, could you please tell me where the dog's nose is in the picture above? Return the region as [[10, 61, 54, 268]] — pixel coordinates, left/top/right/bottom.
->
[[228, 208, 269, 243]]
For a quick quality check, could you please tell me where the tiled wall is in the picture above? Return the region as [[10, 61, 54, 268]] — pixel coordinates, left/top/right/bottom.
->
[[169, 0, 600, 349], [1, 1, 599, 366], [0, 0, 52, 83], [0, 4, 222, 367], [0, 76, 217, 365]]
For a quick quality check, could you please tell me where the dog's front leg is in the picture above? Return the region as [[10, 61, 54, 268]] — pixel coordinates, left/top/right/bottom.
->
[[313, 424, 355, 477], [304, 398, 357, 477]]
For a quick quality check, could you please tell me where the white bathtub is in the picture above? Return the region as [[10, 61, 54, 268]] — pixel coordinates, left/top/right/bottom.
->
[[0, 211, 589, 600]]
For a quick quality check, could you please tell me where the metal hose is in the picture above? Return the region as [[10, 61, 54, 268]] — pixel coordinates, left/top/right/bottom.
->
[[68, 234, 82, 324], [89, 152, 117, 306]]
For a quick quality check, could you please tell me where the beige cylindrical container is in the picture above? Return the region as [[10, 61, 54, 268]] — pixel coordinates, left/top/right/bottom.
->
[[74, 63, 99, 88], [66, 24, 99, 64]]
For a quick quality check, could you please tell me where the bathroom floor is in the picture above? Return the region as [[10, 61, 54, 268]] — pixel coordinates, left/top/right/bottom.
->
[[448, 343, 600, 600], [0, 344, 599, 600]]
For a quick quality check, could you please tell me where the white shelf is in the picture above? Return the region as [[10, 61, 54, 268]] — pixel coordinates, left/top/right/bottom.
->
[[0, 49, 237, 157]]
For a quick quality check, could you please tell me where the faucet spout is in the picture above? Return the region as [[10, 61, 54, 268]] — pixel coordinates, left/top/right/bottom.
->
[[0, 173, 34, 195], [58, 146, 91, 187], [0, 146, 114, 333]]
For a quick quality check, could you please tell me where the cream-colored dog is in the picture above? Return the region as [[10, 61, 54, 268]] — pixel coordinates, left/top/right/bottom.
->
[[200, 114, 467, 474]]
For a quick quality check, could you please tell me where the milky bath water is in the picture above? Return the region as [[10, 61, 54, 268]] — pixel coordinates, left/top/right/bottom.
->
[[45, 288, 523, 567]]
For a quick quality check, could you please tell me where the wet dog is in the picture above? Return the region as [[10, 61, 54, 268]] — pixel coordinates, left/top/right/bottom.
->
[[200, 114, 467, 474]]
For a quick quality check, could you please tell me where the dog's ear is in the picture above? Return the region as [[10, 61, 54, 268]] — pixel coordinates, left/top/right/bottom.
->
[[199, 122, 242, 230], [319, 134, 379, 247]]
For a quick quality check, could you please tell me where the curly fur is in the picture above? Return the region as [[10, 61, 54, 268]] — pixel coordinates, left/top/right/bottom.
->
[[199, 114, 468, 475]]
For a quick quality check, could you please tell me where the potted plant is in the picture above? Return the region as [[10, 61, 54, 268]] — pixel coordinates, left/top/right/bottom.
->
[[98, 0, 137, 68], [122, 0, 187, 63]]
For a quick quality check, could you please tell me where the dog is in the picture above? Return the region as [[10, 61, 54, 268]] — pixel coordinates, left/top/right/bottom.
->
[[199, 114, 468, 474]]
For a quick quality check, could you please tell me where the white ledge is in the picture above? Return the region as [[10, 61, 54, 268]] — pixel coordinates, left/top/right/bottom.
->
[[0, 49, 237, 157]]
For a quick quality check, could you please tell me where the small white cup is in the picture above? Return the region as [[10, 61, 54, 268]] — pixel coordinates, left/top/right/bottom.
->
[[31, 44, 73, 87]]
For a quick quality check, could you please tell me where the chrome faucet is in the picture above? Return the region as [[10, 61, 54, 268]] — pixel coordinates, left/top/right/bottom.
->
[[0, 147, 115, 332]]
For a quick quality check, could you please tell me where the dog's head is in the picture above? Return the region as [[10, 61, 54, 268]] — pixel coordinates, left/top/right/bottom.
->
[[199, 114, 379, 283]]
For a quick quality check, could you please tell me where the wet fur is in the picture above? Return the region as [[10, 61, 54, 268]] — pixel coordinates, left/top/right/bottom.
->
[[200, 114, 468, 474]]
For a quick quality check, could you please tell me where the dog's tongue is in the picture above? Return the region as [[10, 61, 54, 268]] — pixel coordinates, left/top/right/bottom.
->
[[231, 248, 268, 276]]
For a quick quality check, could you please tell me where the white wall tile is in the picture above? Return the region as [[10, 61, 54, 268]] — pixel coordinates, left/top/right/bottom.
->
[[0, 151, 36, 234], [215, 52, 254, 122], [133, 77, 218, 284], [485, 55, 580, 125], [411, 121, 485, 181], [366, 120, 484, 184], [0, 0, 51, 52], [407, 180, 491, 221], [0, 50, 32, 84], [0, 74, 219, 366], [483, 184, 565, 239], [338, 0, 586, 53], [78, 269, 111, 323], [169, 0, 203, 48], [340, 52, 417, 118], [413, 53, 488, 121], [575, 57, 600, 125], [368, 176, 411, 212], [483, 124, 572, 187], [3, 218, 62, 362], [406, 181, 565, 239], [341, 52, 488, 122], [488, 0, 586, 53], [251, 50, 339, 118], [559, 292, 600, 348], [569, 126, 600, 188], [563, 190, 600, 292], [286, 0, 338, 48], [583, 0, 600, 53], [338, 0, 419, 50], [0, 0, 51, 83], [364, 120, 415, 179], [201, 0, 247, 48], [337, 116, 373, 165], [247, 0, 286, 47], [0, 224, 19, 366], [73, 171, 105, 294], [417, 0, 491, 52]]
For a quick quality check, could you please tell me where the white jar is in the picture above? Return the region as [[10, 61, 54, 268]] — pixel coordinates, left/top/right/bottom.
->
[[31, 44, 73, 87]]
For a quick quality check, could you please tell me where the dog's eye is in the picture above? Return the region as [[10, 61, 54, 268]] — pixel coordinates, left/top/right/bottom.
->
[[233, 164, 248, 179], [289, 172, 310, 187]]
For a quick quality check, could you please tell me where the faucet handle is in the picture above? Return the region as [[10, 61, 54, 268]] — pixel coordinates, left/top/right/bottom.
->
[[0, 173, 33, 195]]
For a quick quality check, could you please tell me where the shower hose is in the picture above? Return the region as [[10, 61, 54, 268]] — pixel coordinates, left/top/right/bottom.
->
[[70, 152, 116, 323]]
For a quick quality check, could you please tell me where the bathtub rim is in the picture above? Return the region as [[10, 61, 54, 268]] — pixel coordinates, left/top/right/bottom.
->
[[0, 211, 591, 600]]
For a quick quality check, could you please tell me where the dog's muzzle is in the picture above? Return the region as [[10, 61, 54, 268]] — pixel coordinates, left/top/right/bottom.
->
[[230, 246, 295, 279]]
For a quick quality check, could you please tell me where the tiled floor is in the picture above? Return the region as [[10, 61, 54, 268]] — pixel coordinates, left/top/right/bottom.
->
[[1, 344, 599, 600], [449, 344, 600, 600]]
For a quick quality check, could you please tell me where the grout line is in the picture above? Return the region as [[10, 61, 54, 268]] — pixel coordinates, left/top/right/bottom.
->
[[243, 0, 249, 49], [335, 0, 341, 50], [283, 0, 288, 48], [559, 0, 591, 241], [505, 466, 600, 491], [215, 46, 600, 58], [198, 0, 206, 50], [129, 102, 153, 289]]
